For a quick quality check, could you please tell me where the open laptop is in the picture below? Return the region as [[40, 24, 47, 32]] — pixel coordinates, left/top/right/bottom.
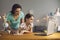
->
[[34, 19, 56, 36]]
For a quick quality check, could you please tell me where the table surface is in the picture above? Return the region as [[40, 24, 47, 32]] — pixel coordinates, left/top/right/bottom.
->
[[0, 31, 60, 40]]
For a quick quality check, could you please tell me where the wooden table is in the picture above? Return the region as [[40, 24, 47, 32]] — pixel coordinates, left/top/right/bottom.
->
[[0, 31, 60, 40]]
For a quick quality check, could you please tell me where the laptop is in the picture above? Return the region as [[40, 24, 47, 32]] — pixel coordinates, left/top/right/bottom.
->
[[34, 19, 56, 36]]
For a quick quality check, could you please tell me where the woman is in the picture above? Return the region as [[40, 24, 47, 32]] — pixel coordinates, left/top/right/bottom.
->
[[4, 4, 24, 35]]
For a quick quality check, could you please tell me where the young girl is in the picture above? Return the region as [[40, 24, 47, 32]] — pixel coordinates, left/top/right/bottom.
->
[[20, 13, 34, 35]]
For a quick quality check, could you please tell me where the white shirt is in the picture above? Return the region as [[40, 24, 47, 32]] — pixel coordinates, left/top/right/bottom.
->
[[20, 23, 33, 30]]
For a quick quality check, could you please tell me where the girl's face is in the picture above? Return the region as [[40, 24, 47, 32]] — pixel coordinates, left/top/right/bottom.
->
[[26, 16, 34, 24], [14, 8, 21, 16]]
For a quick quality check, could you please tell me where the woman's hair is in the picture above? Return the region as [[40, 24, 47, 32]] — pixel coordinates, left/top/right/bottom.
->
[[24, 13, 34, 22], [11, 4, 22, 14]]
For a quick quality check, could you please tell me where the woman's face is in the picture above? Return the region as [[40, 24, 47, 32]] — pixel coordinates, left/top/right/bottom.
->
[[14, 8, 21, 16], [26, 16, 34, 24]]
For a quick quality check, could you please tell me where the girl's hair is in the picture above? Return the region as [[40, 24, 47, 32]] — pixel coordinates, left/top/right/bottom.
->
[[11, 4, 22, 14], [24, 13, 34, 22]]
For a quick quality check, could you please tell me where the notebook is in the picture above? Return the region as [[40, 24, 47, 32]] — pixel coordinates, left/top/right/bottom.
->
[[34, 19, 56, 36]]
